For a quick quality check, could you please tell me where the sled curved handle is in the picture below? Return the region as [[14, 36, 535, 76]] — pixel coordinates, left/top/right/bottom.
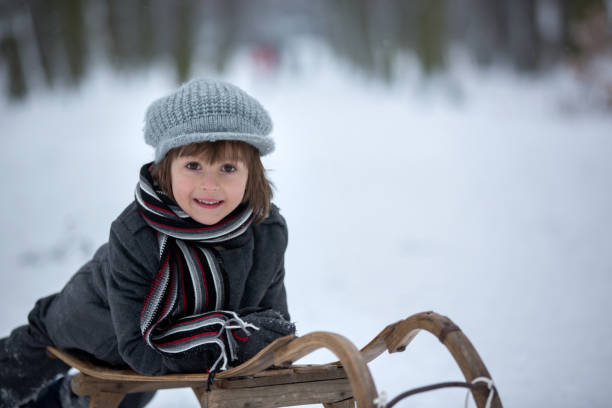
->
[[359, 311, 502, 408], [273, 331, 378, 408]]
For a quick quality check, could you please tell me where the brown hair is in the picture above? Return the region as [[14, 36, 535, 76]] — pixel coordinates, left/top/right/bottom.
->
[[152, 141, 274, 223]]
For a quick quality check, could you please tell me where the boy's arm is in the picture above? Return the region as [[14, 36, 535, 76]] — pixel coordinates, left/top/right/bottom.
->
[[226, 206, 293, 364], [253, 205, 290, 320], [234, 260, 293, 364], [258, 262, 290, 320], [106, 222, 216, 375]]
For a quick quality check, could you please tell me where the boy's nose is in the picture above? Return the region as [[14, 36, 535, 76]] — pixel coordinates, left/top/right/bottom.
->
[[199, 173, 219, 190]]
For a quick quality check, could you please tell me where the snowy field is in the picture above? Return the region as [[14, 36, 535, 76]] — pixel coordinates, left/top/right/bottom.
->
[[1, 51, 612, 407]]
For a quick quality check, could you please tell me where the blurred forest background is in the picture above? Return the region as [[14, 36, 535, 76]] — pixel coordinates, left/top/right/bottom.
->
[[1, 2, 612, 407], [1, 0, 611, 105]]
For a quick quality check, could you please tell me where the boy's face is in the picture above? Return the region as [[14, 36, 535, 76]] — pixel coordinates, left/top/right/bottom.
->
[[170, 153, 248, 225]]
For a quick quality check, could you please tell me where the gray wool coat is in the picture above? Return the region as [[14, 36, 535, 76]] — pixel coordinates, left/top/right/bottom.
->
[[33, 201, 289, 376]]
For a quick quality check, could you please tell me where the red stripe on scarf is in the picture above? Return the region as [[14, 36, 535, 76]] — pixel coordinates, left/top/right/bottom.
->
[[140, 254, 170, 322], [145, 201, 175, 215], [157, 331, 219, 347], [233, 331, 250, 342], [140, 212, 240, 231]]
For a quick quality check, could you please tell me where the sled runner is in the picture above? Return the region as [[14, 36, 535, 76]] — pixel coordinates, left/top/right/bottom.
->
[[47, 311, 502, 408]]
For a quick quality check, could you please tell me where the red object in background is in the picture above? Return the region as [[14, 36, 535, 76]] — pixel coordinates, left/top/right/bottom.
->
[[251, 44, 280, 72]]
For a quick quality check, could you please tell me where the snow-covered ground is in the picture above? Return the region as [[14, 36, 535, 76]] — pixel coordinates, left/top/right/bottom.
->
[[1, 50, 611, 407]]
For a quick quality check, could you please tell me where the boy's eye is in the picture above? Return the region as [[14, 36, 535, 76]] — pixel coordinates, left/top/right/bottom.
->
[[185, 162, 201, 170], [221, 163, 236, 173]]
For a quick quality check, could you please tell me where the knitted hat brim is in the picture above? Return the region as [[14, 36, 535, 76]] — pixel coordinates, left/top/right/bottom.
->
[[155, 132, 275, 163]]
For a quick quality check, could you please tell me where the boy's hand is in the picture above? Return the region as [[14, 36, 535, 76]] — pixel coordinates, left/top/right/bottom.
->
[[234, 308, 296, 364]]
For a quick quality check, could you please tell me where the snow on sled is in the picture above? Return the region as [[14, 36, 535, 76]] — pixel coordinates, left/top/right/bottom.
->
[[47, 311, 501, 408]]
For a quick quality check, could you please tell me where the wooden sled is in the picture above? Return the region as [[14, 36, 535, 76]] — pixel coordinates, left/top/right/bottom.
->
[[47, 311, 502, 408]]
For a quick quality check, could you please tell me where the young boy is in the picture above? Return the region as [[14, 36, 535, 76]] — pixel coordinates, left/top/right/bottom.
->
[[0, 79, 294, 407]]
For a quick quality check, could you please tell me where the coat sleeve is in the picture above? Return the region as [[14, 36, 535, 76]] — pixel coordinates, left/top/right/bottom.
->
[[258, 259, 289, 320], [106, 217, 213, 375], [255, 206, 290, 321]]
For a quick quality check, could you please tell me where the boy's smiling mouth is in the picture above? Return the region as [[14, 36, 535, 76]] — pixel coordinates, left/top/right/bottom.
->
[[194, 199, 224, 209]]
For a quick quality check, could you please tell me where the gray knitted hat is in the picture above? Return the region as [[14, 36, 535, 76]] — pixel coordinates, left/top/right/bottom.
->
[[144, 78, 274, 163]]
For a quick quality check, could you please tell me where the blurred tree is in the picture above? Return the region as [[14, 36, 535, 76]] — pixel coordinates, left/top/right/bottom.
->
[[507, 0, 541, 71], [392, 0, 420, 76], [29, 0, 60, 86], [326, 0, 376, 75], [138, 0, 154, 65], [211, 0, 240, 73], [172, 0, 194, 82], [561, 0, 607, 56], [60, 0, 86, 83], [105, 0, 122, 66], [415, 0, 446, 74], [0, 34, 27, 99], [516, 1, 540, 70], [460, 0, 508, 67]]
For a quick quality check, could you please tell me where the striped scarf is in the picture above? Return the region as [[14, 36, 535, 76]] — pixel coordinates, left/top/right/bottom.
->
[[135, 163, 258, 372]]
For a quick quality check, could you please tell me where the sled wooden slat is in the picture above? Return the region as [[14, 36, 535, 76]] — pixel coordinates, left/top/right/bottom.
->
[[215, 365, 348, 388], [47, 311, 502, 408], [47, 334, 297, 382], [195, 378, 353, 408]]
